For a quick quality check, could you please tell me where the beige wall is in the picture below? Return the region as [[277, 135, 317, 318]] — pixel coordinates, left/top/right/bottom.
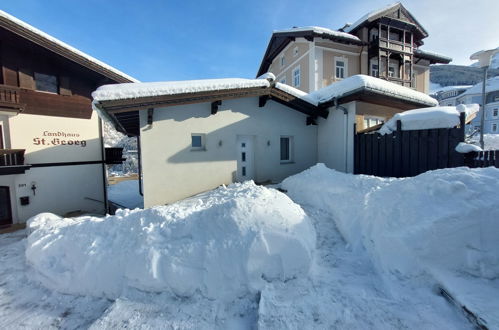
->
[[269, 41, 310, 83], [0, 112, 105, 223], [139, 97, 318, 207], [414, 61, 430, 94], [322, 49, 360, 86]]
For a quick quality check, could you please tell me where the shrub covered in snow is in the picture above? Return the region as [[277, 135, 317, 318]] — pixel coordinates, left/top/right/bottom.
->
[[282, 164, 499, 281], [26, 182, 315, 301]]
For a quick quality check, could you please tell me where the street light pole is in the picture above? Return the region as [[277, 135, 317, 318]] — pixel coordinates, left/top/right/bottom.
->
[[480, 65, 488, 149]]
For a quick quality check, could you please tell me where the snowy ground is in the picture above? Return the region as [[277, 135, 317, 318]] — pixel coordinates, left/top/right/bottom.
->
[[107, 179, 143, 209]]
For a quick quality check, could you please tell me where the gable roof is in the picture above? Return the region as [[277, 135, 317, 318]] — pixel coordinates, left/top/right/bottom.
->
[[93, 74, 437, 136], [344, 2, 428, 38], [0, 10, 137, 83], [256, 26, 363, 77]]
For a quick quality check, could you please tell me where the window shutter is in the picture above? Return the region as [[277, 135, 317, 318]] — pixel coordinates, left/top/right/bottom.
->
[[59, 76, 72, 96], [18, 68, 34, 89]]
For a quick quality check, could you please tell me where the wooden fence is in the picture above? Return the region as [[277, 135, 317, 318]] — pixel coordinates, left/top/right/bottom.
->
[[464, 150, 499, 168], [354, 114, 466, 177]]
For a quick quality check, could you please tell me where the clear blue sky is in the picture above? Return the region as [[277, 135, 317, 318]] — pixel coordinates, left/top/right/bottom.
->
[[2, 0, 497, 82]]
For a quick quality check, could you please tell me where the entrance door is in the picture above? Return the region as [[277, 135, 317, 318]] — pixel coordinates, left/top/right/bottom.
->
[[0, 186, 12, 226], [236, 135, 255, 182]]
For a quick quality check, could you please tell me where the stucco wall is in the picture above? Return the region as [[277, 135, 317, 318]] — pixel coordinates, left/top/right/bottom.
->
[[317, 101, 356, 173], [414, 61, 430, 94], [0, 112, 105, 223], [139, 97, 318, 207], [322, 50, 360, 86]]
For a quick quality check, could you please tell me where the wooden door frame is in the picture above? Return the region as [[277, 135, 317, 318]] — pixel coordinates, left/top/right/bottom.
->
[[0, 186, 12, 226]]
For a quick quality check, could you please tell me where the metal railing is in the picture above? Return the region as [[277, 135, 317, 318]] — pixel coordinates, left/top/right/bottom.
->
[[0, 149, 25, 166]]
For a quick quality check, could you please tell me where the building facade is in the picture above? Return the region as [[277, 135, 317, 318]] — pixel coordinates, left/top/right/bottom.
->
[[257, 3, 450, 130], [0, 10, 135, 225]]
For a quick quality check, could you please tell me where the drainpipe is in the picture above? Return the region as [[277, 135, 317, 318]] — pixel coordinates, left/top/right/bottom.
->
[[334, 98, 349, 172], [137, 135, 143, 196], [98, 118, 109, 214]]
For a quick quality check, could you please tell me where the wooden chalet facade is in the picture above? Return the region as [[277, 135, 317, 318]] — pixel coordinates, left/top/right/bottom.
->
[[0, 10, 135, 225]]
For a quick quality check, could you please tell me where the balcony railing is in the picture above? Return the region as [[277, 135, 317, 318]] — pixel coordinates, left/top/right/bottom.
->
[[371, 37, 413, 54], [0, 85, 22, 110], [0, 149, 26, 166]]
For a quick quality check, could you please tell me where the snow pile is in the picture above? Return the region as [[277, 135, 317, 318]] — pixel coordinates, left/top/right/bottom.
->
[[469, 134, 499, 150], [257, 72, 276, 81], [455, 142, 482, 153], [378, 103, 479, 135], [307, 74, 438, 107], [26, 182, 315, 300], [274, 26, 361, 43], [93, 78, 270, 102], [282, 164, 499, 281]]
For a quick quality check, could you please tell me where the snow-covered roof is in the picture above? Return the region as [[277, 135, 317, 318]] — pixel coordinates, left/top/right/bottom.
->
[[378, 103, 479, 135], [414, 49, 452, 63], [274, 82, 318, 106], [93, 78, 271, 102], [344, 2, 400, 33], [307, 75, 438, 107], [459, 76, 499, 97], [431, 85, 472, 95], [273, 26, 361, 43], [0, 10, 137, 83]]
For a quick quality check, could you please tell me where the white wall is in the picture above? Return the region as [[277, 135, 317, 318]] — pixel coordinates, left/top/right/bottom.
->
[[0, 112, 105, 223], [317, 101, 356, 173], [139, 97, 318, 207]]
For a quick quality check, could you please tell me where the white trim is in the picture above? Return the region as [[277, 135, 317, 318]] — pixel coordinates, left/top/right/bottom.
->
[[334, 56, 348, 80], [292, 65, 301, 87], [190, 133, 206, 151], [309, 43, 315, 92], [275, 50, 310, 80], [316, 46, 360, 57], [315, 47, 323, 90]]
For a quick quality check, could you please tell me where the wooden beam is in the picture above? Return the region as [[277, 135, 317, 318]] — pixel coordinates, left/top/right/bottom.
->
[[306, 116, 317, 126], [211, 100, 221, 115], [147, 108, 154, 125], [259, 95, 269, 107]]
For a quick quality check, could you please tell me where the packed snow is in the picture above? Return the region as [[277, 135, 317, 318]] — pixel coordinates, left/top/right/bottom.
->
[[307, 74, 438, 107], [107, 179, 143, 209], [26, 181, 315, 301], [93, 78, 270, 102], [282, 164, 499, 327], [414, 48, 452, 62], [273, 26, 361, 43], [455, 142, 483, 153], [0, 10, 137, 83], [378, 104, 479, 135]]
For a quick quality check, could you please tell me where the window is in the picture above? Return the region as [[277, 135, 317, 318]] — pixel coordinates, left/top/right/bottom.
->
[[34, 72, 58, 93], [335, 58, 346, 79], [388, 65, 396, 78], [371, 63, 379, 77], [280, 136, 293, 162], [493, 109, 498, 118], [280, 56, 286, 67], [292, 66, 300, 87], [492, 123, 498, 133], [293, 47, 299, 57], [280, 77, 286, 84], [191, 133, 205, 150]]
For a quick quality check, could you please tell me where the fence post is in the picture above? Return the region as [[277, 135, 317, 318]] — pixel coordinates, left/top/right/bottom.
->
[[463, 151, 477, 168]]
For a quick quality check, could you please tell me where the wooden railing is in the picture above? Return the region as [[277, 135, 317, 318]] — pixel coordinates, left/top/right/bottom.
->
[[0, 85, 21, 107], [0, 149, 26, 166]]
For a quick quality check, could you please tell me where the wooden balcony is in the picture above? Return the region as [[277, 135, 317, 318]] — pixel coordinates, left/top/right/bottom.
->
[[0, 149, 30, 175], [105, 147, 125, 164], [370, 38, 413, 55], [0, 85, 24, 112]]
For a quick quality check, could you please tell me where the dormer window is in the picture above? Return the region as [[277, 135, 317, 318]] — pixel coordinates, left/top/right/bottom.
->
[[34, 72, 58, 93]]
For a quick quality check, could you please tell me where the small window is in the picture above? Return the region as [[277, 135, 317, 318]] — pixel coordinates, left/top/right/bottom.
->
[[191, 133, 205, 150], [493, 109, 498, 117], [280, 56, 286, 67], [293, 47, 299, 57], [371, 63, 379, 77], [280, 136, 293, 163], [280, 77, 286, 84], [334, 57, 347, 79], [388, 66, 396, 78], [292, 67, 300, 87], [492, 123, 498, 132], [241, 152, 246, 162], [34, 72, 58, 93]]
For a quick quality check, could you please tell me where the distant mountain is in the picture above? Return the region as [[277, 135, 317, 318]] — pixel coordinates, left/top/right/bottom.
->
[[430, 65, 499, 87]]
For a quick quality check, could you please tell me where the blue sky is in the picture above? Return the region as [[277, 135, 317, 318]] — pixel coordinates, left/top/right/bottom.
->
[[2, 0, 498, 82]]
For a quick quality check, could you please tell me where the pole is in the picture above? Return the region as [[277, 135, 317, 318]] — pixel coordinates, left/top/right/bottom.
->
[[480, 66, 488, 149]]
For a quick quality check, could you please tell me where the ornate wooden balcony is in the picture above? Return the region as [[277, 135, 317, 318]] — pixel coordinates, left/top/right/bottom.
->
[[0, 149, 30, 175], [0, 85, 24, 112]]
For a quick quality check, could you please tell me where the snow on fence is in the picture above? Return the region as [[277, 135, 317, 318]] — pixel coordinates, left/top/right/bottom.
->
[[354, 113, 466, 177]]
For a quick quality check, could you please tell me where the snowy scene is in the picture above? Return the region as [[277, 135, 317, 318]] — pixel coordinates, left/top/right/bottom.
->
[[1, 0, 499, 329]]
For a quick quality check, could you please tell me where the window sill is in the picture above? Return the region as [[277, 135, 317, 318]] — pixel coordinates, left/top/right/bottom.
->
[[280, 161, 295, 164], [190, 148, 206, 152]]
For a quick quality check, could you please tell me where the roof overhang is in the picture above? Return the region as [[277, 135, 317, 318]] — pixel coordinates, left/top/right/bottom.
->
[[414, 49, 452, 64], [257, 30, 364, 77]]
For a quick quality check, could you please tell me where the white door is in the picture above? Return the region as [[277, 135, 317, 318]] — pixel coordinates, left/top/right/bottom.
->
[[236, 135, 255, 182]]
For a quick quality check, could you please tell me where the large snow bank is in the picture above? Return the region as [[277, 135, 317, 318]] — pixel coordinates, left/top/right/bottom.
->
[[26, 182, 315, 300], [282, 164, 499, 281], [378, 103, 479, 135], [92, 78, 270, 102]]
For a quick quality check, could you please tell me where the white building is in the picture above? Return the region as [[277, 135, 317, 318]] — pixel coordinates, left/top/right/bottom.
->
[[0, 10, 135, 225], [93, 74, 437, 208]]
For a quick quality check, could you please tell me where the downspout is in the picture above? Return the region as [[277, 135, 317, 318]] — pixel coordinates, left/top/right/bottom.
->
[[334, 98, 349, 172], [137, 135, 143, 196], [98, 118, 109, 214]]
